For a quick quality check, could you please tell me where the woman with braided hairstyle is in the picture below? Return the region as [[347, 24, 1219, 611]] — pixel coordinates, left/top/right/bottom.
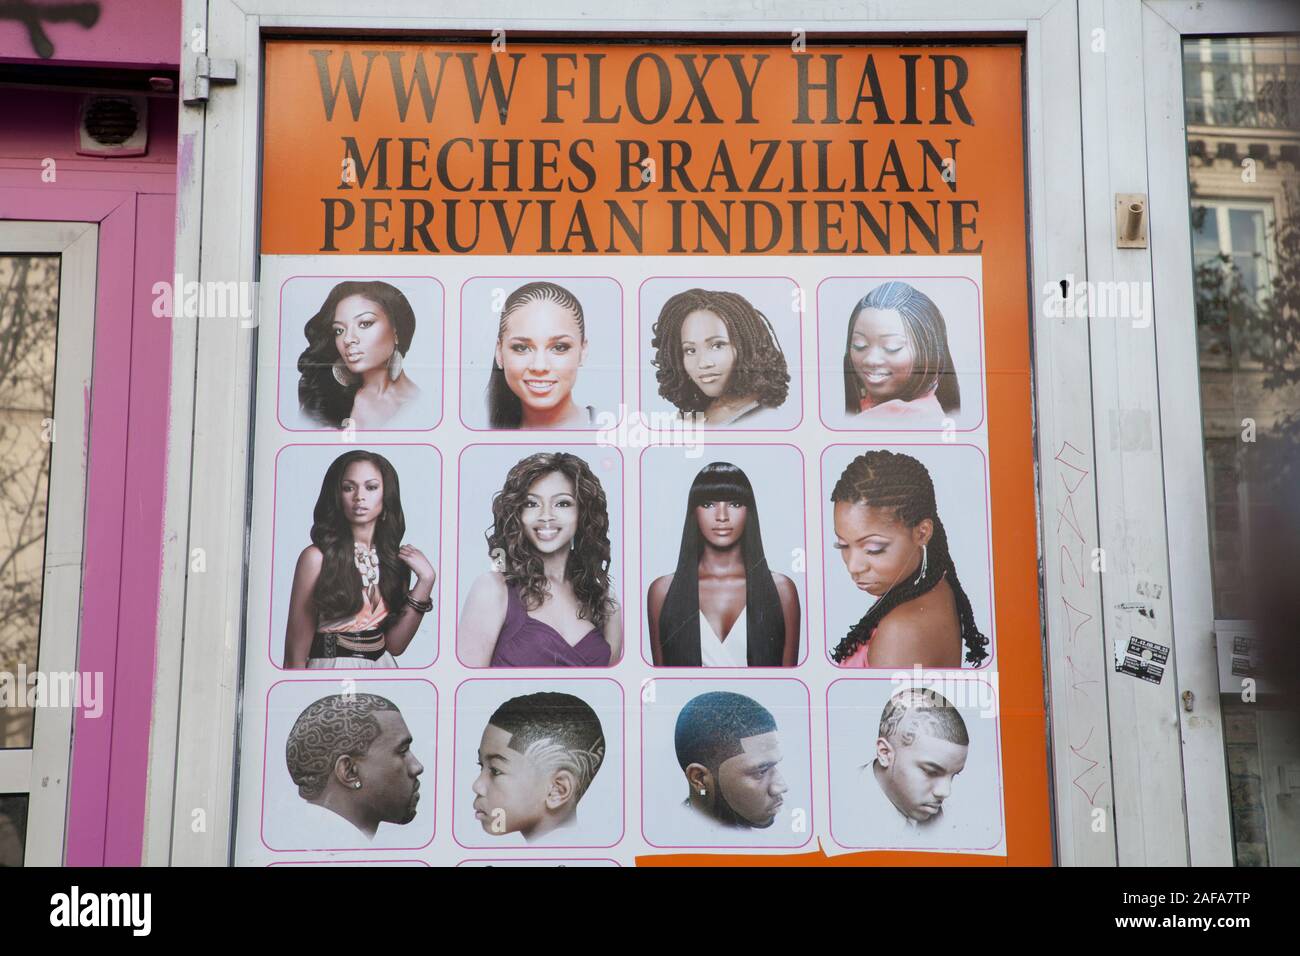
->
[[486, 281, 596, 429], [651, 288, 791, 426], [829, 450, 988, 668]]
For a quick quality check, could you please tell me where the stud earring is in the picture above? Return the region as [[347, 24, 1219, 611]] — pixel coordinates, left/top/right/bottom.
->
[[698, 788, 706, 796], [353, 781, 361, 790]]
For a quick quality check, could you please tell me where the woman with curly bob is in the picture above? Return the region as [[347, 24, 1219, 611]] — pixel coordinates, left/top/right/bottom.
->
[[829, 450, 988, 669], [651, 288, 790, 426], [283, 450, 437, 669], [297, 280, 422, 429], [459, 452, 622, 667]]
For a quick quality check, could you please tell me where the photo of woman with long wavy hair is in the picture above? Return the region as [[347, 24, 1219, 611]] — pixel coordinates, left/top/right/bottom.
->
[[297, 280, 423, 429], [651, 288, 791, 426], [487, 281, 595, 429], [842, 281, 961, 423], [829, 450, 988, 668], [648, 462, 800, 667], [283, 450, 436, 669], [459, 452, 622, 667]]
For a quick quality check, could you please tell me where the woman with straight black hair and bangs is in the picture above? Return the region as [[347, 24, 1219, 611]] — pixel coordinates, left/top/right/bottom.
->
[[648, 462, 801, 667], [842, 281, 961, 423], [283, 450, 437, 669]]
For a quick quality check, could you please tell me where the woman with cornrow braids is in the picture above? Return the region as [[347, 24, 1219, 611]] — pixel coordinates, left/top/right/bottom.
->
[[829, 450, 989, 668]]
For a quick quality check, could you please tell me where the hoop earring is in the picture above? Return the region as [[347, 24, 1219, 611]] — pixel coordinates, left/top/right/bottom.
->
[[388, 347, 403, 381], [914, 544, 929, 586], [332, 361, 357, 387]]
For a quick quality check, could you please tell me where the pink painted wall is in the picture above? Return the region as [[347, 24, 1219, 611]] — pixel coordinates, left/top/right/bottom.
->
[[0, 0, 181, 68], [0, 79, 178, 865]]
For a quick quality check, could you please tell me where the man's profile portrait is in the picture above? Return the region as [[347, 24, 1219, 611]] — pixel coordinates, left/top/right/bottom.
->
[[471, 691, 606, 843], [285, 693, 424, 841], [673, 690, 788, 830]]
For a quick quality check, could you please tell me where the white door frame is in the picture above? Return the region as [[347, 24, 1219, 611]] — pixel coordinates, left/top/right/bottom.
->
[[0, 220, 98, 866], [153, 0, 1123, 865], [1141, 0, 1300, 867]]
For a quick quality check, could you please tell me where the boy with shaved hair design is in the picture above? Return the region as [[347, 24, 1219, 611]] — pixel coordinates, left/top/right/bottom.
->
[[673, 691, 788, 831], [471, 691, 606, 843], [860, 686, 969, 843], [285, 692, 425, 843]]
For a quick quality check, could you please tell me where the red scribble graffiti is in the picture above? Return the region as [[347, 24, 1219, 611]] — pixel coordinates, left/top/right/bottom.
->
[[1069, 727, 1106, 806], [1056, 442, 1109, 812]]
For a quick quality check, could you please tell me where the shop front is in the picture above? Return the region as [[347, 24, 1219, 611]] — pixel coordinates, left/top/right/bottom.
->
[[3, 0, 1297, 868]]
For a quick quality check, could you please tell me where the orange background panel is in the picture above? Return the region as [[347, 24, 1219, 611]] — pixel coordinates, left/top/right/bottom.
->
[[261, 40, 1050, 866]]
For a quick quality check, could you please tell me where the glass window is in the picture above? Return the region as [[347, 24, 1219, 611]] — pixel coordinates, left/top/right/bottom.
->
[[0, 255, 60, 751], [1186, 34, 1300, 867], [0, 795, 26, 866], [1183, 36, 1300, 129]]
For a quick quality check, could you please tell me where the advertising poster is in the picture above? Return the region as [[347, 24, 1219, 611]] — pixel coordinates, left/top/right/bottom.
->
[[233, 40, 1048, 865]]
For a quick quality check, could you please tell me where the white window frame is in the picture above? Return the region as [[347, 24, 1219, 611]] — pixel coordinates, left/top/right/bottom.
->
[[154, 0, 1241, 867], [0, 221, 98, 866], [1192, 197, 1277, 304], [1142, 0, 1300, 867]]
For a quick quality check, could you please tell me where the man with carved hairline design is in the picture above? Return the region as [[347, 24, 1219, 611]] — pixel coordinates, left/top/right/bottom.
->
[[861, 687, 969, 840], [285, 693, 424, 842], [673, 691, 788, 831], [471, 692, 606, 843]]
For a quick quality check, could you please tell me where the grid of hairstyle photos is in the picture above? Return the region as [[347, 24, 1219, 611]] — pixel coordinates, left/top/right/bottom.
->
[[233, 255, 1005, 865]]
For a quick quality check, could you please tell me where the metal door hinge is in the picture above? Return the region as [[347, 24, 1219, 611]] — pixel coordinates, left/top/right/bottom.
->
[[183, 55, 237, 105]]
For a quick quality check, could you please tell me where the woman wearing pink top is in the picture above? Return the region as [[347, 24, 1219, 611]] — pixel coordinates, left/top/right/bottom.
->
[[830, 450, 988, 669], [842, 281, 962, 424]]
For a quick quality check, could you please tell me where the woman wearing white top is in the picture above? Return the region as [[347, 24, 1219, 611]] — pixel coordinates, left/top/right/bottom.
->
[[648, 462, 800, 667]]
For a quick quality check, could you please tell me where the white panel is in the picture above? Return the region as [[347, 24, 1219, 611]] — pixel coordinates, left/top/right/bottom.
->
[[1076, 0, 1189, 864], [1026, 2, 1117, 866]]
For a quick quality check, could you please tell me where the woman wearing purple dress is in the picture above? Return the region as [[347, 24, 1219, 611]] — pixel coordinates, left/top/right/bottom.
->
[[458, 452, 622, 667]]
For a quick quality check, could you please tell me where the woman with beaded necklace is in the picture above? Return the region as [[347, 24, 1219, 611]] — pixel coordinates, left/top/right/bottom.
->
[[283, 450, 436, 669]]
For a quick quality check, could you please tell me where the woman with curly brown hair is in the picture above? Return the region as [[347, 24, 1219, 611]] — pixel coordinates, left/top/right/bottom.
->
[[458, 452, 622, 667], [650, 288, 791, 426]]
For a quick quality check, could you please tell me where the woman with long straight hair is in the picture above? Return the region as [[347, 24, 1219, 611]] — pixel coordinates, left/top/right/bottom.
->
[[487, 281, 594, 429], [283, 450, 436, 668], [648, 462, 801, 667]]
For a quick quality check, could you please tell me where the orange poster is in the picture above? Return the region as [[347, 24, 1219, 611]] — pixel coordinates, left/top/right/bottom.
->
[[239, 40, 1050, 867]]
